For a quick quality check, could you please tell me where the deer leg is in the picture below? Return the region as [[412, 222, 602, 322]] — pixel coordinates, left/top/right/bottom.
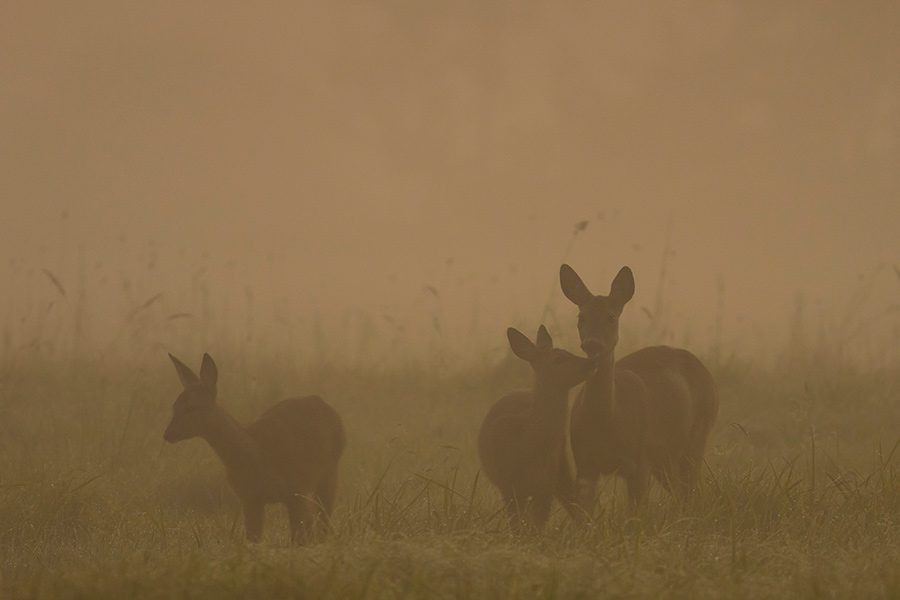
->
[[243, 501, 264, 543], [554, 454, 582, 521], [529, 492, 553, 531], [675, 453, 702, 500], [576, 477, 598, 517], [312, 467, 339, 540], [504, 494, 525, 533], [653, 465, 672, 493], [287, 495, 317, 545], [625, 463, 650, 509], [315, 466, 339, 518], [505, 491, 543, 534]]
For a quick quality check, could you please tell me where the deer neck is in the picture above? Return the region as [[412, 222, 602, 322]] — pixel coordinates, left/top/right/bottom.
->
[[583, 351, 616, 420], [201, 405, 262, 476]]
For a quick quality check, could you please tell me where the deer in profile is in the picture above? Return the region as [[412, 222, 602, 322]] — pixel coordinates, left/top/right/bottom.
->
[[478, 325, 595, 530], [559, 264, 719, 512], [164, 353, 345, 544]]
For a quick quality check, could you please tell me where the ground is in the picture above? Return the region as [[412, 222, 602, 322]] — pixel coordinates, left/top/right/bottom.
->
[[2, 349, 900, 599]]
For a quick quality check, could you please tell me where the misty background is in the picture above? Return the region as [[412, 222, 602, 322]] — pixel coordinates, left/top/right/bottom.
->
[[2, 2, 898, 367]]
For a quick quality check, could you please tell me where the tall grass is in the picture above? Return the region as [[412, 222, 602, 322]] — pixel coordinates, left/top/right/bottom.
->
[[2, 338, 900, 598], [2, 231, 900, 598]]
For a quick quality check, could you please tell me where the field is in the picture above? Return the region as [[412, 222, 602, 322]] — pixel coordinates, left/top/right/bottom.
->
[[2, 329, 900, 599], [2, 252, 900, 599]]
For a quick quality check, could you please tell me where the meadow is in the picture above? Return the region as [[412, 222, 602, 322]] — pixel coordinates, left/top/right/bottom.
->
[[1, 261, 900, 599]]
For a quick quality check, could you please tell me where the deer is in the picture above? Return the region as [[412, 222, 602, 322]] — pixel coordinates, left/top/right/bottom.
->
[[559, 264, 719, 512], [478, 325, 596, 531], [164, 353, 345, 544]]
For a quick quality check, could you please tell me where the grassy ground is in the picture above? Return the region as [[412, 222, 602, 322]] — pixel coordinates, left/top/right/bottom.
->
[[2, 349, 900, 599]]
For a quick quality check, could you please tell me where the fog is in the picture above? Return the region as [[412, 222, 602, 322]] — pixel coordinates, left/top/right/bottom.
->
[[2, 2, 898, 365]]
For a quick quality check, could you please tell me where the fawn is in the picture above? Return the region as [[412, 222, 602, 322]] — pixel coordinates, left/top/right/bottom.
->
[[164, 353, 345, 544], [560, 264, 719, 511], [478, 325, 595, 530]]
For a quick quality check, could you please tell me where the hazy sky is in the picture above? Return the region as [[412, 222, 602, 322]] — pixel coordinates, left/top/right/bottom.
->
[[2, 2, 898, 363]]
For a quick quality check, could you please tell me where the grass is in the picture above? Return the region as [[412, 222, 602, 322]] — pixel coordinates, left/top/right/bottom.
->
[[2, 230, 898, 597], [2, 346, 900, 599]]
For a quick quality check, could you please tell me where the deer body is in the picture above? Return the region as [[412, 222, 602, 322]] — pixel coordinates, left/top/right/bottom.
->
[[164, 354, 345, 544], [478, 326, 595, 530], [560, 265, 719, 510]]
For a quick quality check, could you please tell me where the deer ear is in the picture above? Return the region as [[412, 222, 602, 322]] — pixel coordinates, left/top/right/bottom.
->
[[610, 266, 635, 305], [169, 354, 200, 389], [535, 324, 552, 351], [507, 327, 539, 362], [199, 353, 218, 389], [560, 264, 593, 306]]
